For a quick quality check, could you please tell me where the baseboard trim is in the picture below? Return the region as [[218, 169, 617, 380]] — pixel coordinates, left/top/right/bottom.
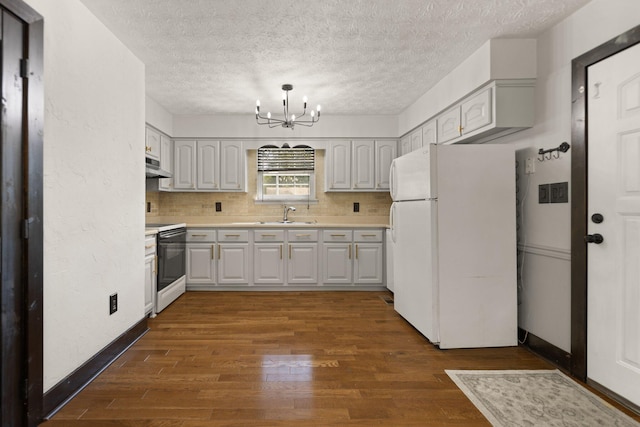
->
[[42, 317, 149, 419], [587, 378, 640, 416], [518, 328, 571, 372]]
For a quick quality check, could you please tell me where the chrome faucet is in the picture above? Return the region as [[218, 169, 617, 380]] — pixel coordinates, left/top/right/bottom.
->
[[283, 205, 296, 222]]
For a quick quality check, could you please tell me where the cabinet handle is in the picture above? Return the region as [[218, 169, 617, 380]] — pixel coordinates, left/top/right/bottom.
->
[[280, 244, 283, 260], [225, 234, 240, 237], [331, 234, 345, 237], [348, 244, 351, 260], [190, 234, 207, 237], [218, 244, 221, 260], [289, 244, 292, 259], [154, 255, 157, 274], [145, 244, 155, 249], [361, 234, 377, 237], [356, 244, 359, 259], [458, 125, 463, 134], [211, 244, 215, 260], [261, 234, 276, 238], [296, 234, 311, 238]]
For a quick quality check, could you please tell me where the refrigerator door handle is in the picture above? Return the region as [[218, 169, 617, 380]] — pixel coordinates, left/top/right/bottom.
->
[[389, 161, 396, 200], [390, 203, 397, 243]]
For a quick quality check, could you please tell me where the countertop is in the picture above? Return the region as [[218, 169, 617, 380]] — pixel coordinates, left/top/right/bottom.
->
[[146, 216, 390, 229]]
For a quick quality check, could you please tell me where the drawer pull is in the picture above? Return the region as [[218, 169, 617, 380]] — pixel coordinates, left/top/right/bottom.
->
[[331, 234, 346, 237], [225, 234, 240, 237], [190, 234, 207, 237], [260, 234, 276, 237], [296, 234, 311, 238], [361, 234, 377, 237], [145, 244, 155, 249]]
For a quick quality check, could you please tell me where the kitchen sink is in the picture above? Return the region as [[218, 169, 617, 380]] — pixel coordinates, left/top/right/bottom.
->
[[231, 221, 316, 225]]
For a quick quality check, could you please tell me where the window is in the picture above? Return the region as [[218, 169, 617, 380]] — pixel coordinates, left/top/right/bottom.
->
[[257, 147, 316, 202]]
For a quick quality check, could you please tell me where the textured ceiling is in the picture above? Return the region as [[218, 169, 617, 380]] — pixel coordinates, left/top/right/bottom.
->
[[79, 0, 590, 116]]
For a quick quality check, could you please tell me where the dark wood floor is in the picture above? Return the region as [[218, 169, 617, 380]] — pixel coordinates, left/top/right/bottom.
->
[[42, 291, 639, 426]]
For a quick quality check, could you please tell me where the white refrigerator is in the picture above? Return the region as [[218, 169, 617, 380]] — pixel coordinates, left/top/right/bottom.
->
[[389, 144, 517, 349]]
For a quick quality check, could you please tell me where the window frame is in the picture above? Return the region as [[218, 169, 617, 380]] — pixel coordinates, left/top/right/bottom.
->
[[256, 170, 317, 203]]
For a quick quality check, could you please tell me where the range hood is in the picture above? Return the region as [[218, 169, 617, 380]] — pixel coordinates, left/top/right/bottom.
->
[[145, 157, 172, 179]]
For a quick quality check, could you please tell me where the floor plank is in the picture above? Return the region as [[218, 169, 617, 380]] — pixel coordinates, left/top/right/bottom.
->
[[42, 291, 640, 426]]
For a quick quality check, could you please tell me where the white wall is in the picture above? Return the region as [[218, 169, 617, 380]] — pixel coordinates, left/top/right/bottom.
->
[[499, 0, 640, 352], [173, 114, 398, 139], [24, 0, 146, 391], [146, 96, 174, 136]]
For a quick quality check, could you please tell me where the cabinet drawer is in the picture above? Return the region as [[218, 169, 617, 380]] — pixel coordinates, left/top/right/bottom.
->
[[186, 229, 216, 242], [218, 229, 249, 242], [145, 236, 157, 256], [322, 230, 353, 242], [287, 229, 319, 242], [354, 230, 383, 242], [254, 230, 285, 242]]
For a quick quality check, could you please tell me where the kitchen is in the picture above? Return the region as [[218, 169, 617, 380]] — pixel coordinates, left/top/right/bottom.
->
[[2, 0, 640, 425]]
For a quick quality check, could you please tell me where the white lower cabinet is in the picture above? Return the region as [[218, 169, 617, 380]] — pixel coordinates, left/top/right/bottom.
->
[[218, 243, 250, 284], [354, 243, 383, 283], [322, 243, 352, 284], [144, 235, 156, 315], [185, 227, 385, 289], [254, 243, 285, 284], [186, 243, 216, 283], [288, 243, 318, 284]]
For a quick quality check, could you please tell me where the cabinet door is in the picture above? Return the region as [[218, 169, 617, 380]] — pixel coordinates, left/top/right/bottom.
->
[[326, 140, 351, 190], [352, 140, 375, 190], [410, 129, 422, 151], [218, 243, 249, 284], [173, 140, 197, 189], [145, 127, 160, 160], [197, 140, 220, 190], [354, 243, 383, 284], [220, 141, 244, 191], [144, 254, 156, 313], [461, 86, 492, 135], [159, 134, 173, 191], [288, 243, 318, 284], [254, 243, 284, 284], [186, 243, 216, 283], [422, 120, 437, 146], [375, 140, 397, 190], [322, 243, 352, 284], [437, 107, 461, 144], [399, 135, 412, 156]]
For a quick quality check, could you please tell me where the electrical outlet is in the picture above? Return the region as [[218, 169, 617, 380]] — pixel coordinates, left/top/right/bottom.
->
[[109, 293, 118, 315], [525, 157, 535, 174], [353, 202, 360, 213], [215, 202, 222, 212], [146, 202, 151, 213]]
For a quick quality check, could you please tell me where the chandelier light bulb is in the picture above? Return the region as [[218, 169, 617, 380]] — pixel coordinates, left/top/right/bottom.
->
[[256, 99, 260, 107], [255, 84, 321, 129], [291, 114, 296, 122], [317, 105, 322, 112], [303, 96, 308, 103], [282, 91, 287, 100], [311, 110, 315, 118], [267, 112, 271, 119]]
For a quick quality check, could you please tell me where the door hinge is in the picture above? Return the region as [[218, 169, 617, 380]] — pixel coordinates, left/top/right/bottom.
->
[[20, 58, 29, 79]]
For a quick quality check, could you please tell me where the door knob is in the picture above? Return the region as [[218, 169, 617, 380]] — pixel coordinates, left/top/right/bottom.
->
[[591, 213, 604, 223], [585, 233, 604, 244]]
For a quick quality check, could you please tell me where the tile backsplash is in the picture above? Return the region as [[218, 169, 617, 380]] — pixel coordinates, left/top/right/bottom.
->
[[146, 149, 392, 223]]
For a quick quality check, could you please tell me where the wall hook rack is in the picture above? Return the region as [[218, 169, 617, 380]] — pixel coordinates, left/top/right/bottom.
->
[[538, 142, 570, 161]]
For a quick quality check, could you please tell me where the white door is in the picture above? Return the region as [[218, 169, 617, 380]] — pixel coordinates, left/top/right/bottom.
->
[[218, 244, 249, 284], [375, 140, 396, 190], [197, 140, 220, 190], [587, 41, 640, 406], [173, 140, 196, 189], [352, 140, 375, 190], [186, 244, 215, 283], [288, 243, 318, 284], [326, 140, 351, 190], [254, 243, 284, 284], [322, 243, 352, 284], [220, 141, 244, 191], [354, 243, 383, 284]]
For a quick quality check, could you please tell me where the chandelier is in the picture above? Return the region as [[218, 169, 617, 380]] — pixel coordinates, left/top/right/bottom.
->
[[255, 84, 321, 129]]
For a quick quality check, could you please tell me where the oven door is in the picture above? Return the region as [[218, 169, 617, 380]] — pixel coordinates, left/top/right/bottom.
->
[[157, 228, 186, 291]]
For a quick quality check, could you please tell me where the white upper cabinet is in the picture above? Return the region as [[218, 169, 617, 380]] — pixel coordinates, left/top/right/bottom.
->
[[326, 140, 352, 190], [410, 129, 422, 151], [171, 140, 245, 192], [158, 133, 173, 191], [220, 141, 245, 191], [352, 140, 375, 190], [374, 140, 396, 190], [197, 140, 220, 190], [145, 127, 161, 160], [436, 80, 535, 145], [421, 120, 437, 146], [399, 135, 412, 156], [326, 140, 397, 192], [173, 140, 197, 189]]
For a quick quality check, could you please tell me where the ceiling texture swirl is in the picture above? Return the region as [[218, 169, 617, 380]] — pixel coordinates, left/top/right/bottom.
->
[[79, 0, 591, 116]]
